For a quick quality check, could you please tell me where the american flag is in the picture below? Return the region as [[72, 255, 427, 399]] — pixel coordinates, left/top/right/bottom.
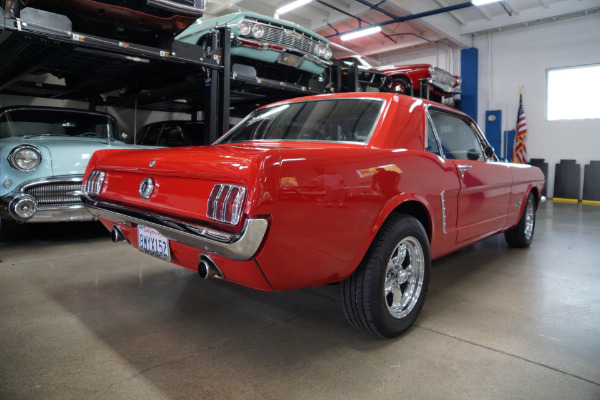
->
[[512, 91, 528, 164]]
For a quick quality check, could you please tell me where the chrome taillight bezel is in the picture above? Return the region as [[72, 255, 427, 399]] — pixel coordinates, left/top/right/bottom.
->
[[83, 170, 106, 196], [207, 184, 247, 226]]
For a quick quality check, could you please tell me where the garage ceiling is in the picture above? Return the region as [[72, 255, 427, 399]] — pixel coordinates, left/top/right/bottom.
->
[[205, 0, 600, 58]]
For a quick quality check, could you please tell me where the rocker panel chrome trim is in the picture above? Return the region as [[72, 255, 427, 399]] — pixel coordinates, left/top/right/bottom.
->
[[440, 191, 447, 235]]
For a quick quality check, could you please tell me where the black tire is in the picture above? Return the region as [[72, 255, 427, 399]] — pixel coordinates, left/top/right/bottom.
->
[[391, 76, 412, 96], [505, 192, 536, 248], [340, 214, 430, 338], [1, 0, 21, 19], [0, 217, 26, 242]]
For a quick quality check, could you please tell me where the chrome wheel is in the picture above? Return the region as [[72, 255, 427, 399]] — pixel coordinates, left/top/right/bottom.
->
[[384, 236, 425, 319], [505, 193, 536, 248], [340, 214, 430, 337], [523, 197, 535, 241]]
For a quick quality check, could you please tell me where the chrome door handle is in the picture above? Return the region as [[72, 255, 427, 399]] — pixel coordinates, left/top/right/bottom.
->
[[457, 164, 472, 178]]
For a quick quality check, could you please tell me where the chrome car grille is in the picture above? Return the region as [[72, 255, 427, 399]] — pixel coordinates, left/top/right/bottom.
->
[[252, 20, 324, 55], [23, 181, 83, 209], [432, 67, 457, 86]]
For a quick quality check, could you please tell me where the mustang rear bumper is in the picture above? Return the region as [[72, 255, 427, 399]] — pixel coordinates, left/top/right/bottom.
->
[[81, 195, 268, 261]]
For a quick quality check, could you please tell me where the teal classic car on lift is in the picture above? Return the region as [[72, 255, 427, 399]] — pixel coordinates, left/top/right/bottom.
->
[[0, 106, 141, 240], [176, 12, 333, 90]]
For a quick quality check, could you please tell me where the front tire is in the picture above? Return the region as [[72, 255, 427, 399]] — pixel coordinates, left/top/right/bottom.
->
[[505, 192, 536, 248], [0, 217, 26, 242], [340, 214, 430, 338]]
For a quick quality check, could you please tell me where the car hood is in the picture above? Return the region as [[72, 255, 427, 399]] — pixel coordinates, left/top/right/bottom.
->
[[1, 137, 142, 183]]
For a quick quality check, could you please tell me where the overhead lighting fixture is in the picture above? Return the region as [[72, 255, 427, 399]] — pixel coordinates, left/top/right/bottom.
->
[[471, 0, 501, 5], [340, 26, 382, 41], [276, 0, 312, 16]]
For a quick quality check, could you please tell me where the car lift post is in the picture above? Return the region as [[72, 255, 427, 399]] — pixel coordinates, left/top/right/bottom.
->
[[204, 28, 231, 144]]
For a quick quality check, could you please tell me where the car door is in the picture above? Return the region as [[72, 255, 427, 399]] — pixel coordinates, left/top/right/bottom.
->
[[428, 109, 512, 243]]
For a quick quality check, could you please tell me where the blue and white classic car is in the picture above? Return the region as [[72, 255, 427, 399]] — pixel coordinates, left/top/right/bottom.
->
[[176, 12, 333, 89], [0, 105, 139, 240]]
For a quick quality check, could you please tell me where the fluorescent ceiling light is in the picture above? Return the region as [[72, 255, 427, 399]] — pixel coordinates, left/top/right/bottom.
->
[[276, 0, 312, 15], [471, 0, 501, 5], [340, 26, 382, 41]]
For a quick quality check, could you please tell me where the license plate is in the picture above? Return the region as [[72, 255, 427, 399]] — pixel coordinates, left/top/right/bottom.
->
[[137, 225, 170, 261], [278, 52, 301, 67]]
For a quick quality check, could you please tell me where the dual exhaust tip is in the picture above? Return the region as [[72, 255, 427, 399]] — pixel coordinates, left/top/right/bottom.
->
[[110, 225, 224, 280], [198, 255, 224, 280]]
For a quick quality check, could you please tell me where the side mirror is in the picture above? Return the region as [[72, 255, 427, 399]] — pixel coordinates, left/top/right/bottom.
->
[[484, 145, 495, 159]]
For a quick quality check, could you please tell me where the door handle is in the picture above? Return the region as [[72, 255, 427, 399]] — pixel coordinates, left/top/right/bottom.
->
[[457, 164, 472, 178]]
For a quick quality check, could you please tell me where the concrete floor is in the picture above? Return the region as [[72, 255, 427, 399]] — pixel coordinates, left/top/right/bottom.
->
[[0, 201, 599, 400]]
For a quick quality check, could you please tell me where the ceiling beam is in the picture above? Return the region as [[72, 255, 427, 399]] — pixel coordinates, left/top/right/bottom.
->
[[461, 0, 600, 34], [384, 0, 473, 48]]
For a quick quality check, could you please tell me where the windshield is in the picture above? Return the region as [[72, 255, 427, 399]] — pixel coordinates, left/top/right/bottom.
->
[[341, 56, 381, 68], [358, 56, 381, 68], [216, 99, 383, 144], [0, 109, 116, 139]]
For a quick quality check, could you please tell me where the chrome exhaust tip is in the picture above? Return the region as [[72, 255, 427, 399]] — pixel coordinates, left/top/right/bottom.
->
[[198, 255, 224, 280], [111, 225, 128, 243]]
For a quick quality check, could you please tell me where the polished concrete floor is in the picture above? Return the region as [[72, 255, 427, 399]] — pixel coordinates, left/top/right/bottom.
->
[[1, 201, 599, 400]]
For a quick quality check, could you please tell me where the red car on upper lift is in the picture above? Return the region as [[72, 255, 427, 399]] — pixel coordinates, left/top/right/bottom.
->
[[338, 55, 461, 102]]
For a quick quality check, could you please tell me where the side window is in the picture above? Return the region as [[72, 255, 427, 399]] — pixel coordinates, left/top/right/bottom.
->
[[429, 110, 484, 161], [425, 119, 441, 156]]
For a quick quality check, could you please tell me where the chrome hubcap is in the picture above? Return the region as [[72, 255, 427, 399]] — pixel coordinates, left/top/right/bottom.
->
[[524, 199, 534, 241], [384, 236, 425, 319]]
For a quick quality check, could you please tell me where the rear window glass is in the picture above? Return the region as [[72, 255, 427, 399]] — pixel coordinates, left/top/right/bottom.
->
[[216, 99, 383, 144]]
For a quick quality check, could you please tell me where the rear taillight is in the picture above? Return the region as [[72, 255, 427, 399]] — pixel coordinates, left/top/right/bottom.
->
[[207, 184, 246, 225], [83, 170, 106, 196]]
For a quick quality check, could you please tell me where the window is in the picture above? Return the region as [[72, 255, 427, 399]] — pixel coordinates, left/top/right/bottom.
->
[[217, 99, 383, 144], [425, 120, 441, 156], [429, 110, 484, 161], [547, 64, 600, 121]]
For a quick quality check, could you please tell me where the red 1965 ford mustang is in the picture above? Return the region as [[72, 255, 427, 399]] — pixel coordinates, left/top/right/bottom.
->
[[81, 93, 544, 338]]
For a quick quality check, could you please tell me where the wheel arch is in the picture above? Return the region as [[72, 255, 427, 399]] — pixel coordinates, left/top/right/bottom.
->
[[359, 195, 433, 264], [387, 200, 432, 240]]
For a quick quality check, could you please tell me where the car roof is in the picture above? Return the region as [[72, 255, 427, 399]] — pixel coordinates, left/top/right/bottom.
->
[[0, 105, 117, 120], [261, 92, 464, 117]]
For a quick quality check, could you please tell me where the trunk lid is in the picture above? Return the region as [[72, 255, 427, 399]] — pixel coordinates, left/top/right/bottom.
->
[[93, 145, 281, 227]]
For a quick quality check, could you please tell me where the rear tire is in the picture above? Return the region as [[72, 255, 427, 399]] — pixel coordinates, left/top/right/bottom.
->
[[340, 214, 430, 338], [505, 193, 536, 248]]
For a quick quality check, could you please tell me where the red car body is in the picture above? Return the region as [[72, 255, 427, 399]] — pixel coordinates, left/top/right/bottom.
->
[[82, 93, 544, 337]]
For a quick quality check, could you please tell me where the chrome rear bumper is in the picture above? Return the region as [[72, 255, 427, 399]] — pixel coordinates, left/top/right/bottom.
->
[[81, 195, 268, 261]]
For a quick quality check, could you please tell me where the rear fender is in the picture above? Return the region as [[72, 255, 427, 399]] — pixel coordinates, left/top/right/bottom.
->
[[350, 193, 433, 273]]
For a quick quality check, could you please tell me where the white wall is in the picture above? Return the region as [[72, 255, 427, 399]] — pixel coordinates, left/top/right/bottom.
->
[[474, 13, 600, 198]]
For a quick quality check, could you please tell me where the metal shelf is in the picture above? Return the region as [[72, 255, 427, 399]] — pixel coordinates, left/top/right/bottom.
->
[[0, 6, 366, 141]]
